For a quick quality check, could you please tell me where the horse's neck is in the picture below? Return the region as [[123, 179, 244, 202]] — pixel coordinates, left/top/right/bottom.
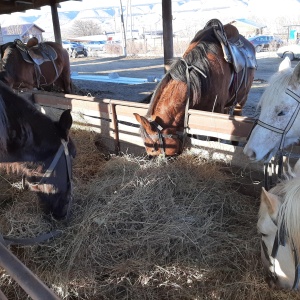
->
[[151, 80, 187, 128]]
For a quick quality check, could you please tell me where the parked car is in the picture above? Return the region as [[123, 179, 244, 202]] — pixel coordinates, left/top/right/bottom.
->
[[247, 35, 283, 53], [276, 43, 300, 61], [85, 41, 106, 52], [62, 40, 87, 58]]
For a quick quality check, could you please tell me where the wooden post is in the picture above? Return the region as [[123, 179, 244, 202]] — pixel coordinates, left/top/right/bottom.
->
[[110, 103, 121, 154], [50, 0, 62, 44], [162, 0, 173, 73]]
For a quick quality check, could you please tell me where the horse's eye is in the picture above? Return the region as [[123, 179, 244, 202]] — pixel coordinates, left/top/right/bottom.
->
[[277, 111, 286, 116]]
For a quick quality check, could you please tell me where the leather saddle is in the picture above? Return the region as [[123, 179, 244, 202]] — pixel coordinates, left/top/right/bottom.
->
[[204, 19, 257, 73], [14, 39, 57, 65]]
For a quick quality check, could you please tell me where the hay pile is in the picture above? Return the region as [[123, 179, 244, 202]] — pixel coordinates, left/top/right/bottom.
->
[[0, 130, 299, 299]]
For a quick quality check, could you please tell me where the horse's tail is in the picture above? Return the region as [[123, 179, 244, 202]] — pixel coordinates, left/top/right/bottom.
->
[[0, 94, 8, 152]]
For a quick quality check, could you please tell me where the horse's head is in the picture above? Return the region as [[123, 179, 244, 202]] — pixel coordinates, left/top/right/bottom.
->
[[25, 109, 76, 219], [244, 57, 300, 162], [258, 159, 300, 290], [134, 113, 183, 157]]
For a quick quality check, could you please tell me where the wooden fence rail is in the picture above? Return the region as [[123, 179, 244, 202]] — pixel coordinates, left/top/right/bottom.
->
[[32, 91, 255, 155]]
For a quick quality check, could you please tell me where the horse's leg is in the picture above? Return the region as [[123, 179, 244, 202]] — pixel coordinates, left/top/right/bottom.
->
[[60, 50, 72, 94], [56, 72, 72, 94]]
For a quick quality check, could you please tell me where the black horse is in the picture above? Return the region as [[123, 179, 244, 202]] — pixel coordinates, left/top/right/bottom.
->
[[0, 81, 76, 219]]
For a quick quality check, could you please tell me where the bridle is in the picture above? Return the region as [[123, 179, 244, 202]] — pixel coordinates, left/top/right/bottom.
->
[[147, 58, 207, 157], [2, 139, 73, 247], [248, 88, 300, 189], [260, 210, 300, 290]]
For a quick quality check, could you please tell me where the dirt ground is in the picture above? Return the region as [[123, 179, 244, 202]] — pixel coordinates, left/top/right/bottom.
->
[[69, 52, 299, 118]]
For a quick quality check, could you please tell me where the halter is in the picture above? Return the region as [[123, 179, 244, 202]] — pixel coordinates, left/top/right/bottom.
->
[[2, 139, 73, 247], [249, 88, 300, 189], [261, 213, 300, 290], [25, 139, 72, 188], [147, 120, 183, 157], [0, 140, 72, 248], [148, 58, 207, 157]]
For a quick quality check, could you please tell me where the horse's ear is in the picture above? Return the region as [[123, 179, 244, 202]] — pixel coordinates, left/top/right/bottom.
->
[[58, 109, 73, 139], [278, 56, 291, 72], [291, 61, 300, 84], [261, 187, 281, 216], [133, 113, 152, 131]]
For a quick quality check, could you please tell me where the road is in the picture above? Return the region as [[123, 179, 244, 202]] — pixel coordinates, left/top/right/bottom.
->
[[70, 52, 298, 118]]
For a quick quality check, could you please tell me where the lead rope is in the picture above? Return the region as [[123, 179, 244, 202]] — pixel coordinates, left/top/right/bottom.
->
[[180, 58, 207, 149]]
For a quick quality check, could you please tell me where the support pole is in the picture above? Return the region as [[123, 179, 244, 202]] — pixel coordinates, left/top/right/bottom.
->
[[50, 0, 62, 44], [162, 0, 174, 73]]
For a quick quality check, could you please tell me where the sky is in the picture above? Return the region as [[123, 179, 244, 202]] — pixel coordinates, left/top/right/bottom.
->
[[12, 0, 162, 16], [59, 0, 162, 10], [8, 0, 300, 19]]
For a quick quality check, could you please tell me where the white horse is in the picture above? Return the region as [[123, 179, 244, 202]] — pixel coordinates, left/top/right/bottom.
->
[[244, 57, 300, 162], [258, 159, 300, 290]]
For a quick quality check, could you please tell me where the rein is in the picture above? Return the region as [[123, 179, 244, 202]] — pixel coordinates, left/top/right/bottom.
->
[[149, 58, 207, 157], [1, 139, 72, 247]]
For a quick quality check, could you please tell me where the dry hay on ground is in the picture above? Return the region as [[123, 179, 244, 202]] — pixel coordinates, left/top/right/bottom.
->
[[71, 81, 110, 98], [0, 129, 299, 299]]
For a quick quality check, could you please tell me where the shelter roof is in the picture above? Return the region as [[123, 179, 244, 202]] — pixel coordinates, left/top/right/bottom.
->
[[0, 0, 77, 15]]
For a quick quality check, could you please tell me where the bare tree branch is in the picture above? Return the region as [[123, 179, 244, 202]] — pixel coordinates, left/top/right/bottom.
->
[[66, 20, 103, 38]]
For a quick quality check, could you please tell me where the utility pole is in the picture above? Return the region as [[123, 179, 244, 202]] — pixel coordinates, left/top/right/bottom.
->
[[119, 0, 127, 57]]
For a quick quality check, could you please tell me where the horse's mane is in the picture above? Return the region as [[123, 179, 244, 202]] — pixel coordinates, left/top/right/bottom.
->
[[258, 67, 293, 109], [1, 43, 14, 65], [147, 26, 219, 117], [272, 169, 300, 254], [0, 161, 44, 177], [0, 95, 8, 152]]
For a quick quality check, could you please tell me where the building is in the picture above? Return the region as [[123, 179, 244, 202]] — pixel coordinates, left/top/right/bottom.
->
[[1, 23, 44, 44]]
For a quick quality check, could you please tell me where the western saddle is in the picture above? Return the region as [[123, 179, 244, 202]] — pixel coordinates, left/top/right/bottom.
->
[[14, 38, 59, 87]]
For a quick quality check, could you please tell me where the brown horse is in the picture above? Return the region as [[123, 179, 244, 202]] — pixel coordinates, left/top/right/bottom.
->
[[134, 19, 257, 157], [0, 39, 72, 93]]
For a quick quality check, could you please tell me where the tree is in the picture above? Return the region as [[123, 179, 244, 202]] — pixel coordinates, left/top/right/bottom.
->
[[67, 20, 103, 37]]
